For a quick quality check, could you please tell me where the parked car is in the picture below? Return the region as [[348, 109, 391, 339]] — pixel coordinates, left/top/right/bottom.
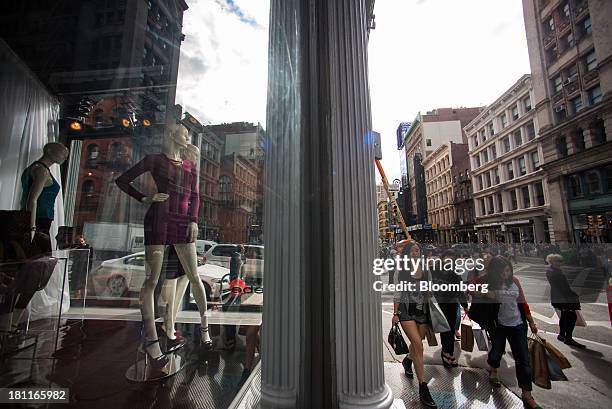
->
[[196, 240, 217, 255], [204, 244, 264, 286], [92, 251, 230, 300]]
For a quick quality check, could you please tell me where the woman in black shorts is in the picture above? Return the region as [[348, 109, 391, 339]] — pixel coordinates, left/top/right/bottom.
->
[[392, 242, 437, 408]]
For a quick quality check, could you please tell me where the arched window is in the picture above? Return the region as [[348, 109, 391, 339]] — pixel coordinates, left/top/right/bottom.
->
[[573, 128, 585, 152], [590, 119, 606, 145], [568, 175, 582, 198], [87, 144, 100, 160], [585, 171, 601, 194]]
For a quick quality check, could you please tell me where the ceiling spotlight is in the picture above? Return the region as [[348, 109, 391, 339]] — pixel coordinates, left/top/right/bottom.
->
[[70, 121, 82, 131], [142, 119, 151, 127], [121, 118, 131, 128]]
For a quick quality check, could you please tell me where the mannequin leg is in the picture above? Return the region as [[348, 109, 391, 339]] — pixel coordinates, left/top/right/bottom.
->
[[173, 243, 211, 344], [161, 278, 177, 339], [142, 245, 166, 358], [172, 276, 190, 325]]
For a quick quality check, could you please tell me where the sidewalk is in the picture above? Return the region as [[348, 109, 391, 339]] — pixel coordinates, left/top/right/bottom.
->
[[382, 315, 612, 409]]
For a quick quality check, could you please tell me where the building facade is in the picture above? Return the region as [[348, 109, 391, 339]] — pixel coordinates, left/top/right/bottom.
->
[[423, 142, 472, 244], [402, 107, 482, 239], [451, 144, 477, 243], [523, 0, 612, 244], [466, 75, 551, 244], [377, 200, 392, 240]]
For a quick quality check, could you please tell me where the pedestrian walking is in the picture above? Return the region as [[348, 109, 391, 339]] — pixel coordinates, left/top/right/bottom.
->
[[392, 242, 438, 408], [471, 256, 542, 409], [546, 253, 586, 348], [431, 249, 468, 367]]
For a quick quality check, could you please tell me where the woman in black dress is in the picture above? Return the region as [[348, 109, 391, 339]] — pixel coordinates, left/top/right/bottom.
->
[[546, 254, 585, 348]]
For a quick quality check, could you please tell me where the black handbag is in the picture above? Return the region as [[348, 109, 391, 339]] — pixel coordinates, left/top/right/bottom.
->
[[468, 300, 500, 330], [387, 324, 409, 355]]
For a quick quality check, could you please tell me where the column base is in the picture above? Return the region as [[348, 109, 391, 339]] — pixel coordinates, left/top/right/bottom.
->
[[338, 383, 394, 409], [260, 384, 298, 409]]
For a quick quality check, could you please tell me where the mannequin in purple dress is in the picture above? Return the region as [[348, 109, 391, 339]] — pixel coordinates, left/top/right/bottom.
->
[[161, 144, 200, 346], [116, 124, 211, 369]]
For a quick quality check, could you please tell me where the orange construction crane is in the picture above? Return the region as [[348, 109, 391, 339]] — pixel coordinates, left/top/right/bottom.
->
[[375, 159, 411, 241]]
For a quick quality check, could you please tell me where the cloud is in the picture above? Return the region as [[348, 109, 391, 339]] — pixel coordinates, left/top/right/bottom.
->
[[175, 0, 269, 125], [214, 0, 263, 28]]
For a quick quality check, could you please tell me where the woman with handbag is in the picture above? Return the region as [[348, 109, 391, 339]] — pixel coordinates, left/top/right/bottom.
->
[[471, 256, 541, 409], [546, 253, 586, 348], [431, 249, 468, 367], [392, 242, 438, 408]]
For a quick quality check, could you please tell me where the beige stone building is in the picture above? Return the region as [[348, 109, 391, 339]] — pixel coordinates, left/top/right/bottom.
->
[[522, 0, 612, 244], [466, 75, 552, 244], [423, 142, 470, 244]]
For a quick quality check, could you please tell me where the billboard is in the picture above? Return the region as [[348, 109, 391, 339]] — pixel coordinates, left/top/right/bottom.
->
[[396, 122, 412, 150]]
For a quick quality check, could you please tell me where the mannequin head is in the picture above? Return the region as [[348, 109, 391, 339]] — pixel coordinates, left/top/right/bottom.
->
[[164, 123, 189, 151], [43, 142, 69, 164]]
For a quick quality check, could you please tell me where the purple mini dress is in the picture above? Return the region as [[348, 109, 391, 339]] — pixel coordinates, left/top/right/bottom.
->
[[116, 153, 200, 245]]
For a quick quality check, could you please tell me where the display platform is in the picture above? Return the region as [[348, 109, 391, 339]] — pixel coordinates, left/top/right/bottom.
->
[[4, 319, 258, 409]]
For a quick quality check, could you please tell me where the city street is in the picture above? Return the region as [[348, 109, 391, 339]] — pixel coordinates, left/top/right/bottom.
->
[[378, 260, 612, 409]]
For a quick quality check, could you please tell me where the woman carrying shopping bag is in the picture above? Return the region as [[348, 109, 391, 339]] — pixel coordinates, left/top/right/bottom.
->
[[546, 253, 586, 348], [391, 242, 438, 408], [471, 256, 542, 409]]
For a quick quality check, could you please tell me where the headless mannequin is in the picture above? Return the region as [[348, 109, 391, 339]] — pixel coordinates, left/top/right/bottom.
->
[[0, 143, 68, 332], [161, 144, 200, 340], [136, 128, 211, 360]]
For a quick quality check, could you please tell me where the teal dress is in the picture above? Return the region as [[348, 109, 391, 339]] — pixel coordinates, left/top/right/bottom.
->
[[20, 161, 60, 252]]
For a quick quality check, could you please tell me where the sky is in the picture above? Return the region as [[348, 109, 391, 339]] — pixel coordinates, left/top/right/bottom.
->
[[176, 0, 531, 182], [369, 0, 532, 181], [175, 0, 269, 126]]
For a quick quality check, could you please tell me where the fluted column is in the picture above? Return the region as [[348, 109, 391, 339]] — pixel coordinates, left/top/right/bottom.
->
[[260, 1, 302, 407], [326, 1, 393, 408]]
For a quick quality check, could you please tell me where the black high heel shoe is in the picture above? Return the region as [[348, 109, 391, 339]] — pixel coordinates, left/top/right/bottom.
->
[[200, 326, 213, 351], [402, 355, 413, 377], [140, 339, 169, 371]]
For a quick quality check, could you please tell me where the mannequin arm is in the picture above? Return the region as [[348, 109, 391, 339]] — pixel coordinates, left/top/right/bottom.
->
[[26, 164, 49, 240], [188, 161, 200, 223], [115, 155, 151, 201]]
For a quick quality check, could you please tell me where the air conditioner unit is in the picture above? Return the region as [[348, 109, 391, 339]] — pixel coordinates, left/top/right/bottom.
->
[[554, 105, 566, 112]]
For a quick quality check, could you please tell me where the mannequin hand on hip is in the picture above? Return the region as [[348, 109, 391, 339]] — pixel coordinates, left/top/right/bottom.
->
[[188, 222, 198, 242], [141, 193, 169, 204]]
